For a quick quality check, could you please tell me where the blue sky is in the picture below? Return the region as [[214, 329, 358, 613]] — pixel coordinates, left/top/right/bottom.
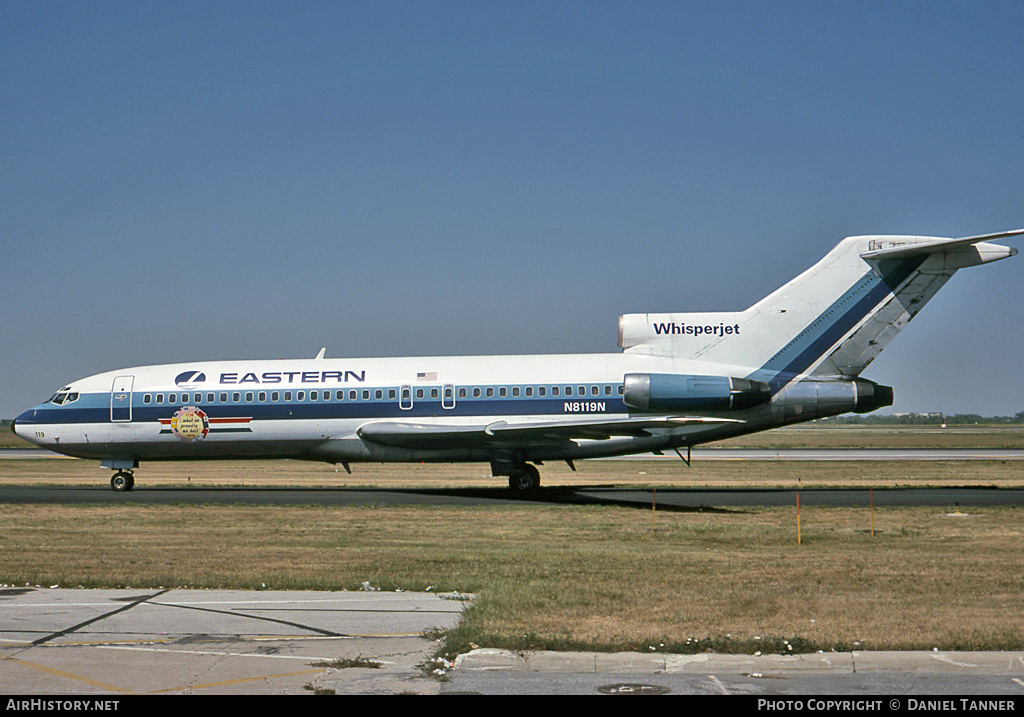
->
[[3, 1, 1023, 419]]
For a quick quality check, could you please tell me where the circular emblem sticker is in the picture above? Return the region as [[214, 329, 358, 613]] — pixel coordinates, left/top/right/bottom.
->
[[170, 407, 209, 441]]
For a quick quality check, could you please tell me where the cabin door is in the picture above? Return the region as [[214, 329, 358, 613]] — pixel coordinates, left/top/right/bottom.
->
[[111, 376, 134, 422]]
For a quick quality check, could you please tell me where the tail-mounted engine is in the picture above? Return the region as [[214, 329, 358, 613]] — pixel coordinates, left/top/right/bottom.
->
[[623, 373, 771, 412]]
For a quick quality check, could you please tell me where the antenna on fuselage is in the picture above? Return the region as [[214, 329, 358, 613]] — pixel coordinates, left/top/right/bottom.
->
[[315, 347, 326, 360]]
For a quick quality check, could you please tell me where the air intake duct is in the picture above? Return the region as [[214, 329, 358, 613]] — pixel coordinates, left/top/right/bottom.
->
[[623, 373, 771, 412]]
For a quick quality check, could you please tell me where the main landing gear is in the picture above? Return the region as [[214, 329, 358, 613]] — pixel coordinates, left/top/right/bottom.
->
[[110, 471, 135, 492], [505, 463, 540, 492]]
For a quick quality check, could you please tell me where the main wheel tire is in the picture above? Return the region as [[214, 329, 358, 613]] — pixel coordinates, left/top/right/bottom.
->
[[507, 464, 540, 491]]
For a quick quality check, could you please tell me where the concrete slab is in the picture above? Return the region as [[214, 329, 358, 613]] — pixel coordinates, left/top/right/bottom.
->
[[0, 588, 470, 695]]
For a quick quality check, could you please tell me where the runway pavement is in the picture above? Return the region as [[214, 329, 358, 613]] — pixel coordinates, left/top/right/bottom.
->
[[3, 484, 1023, 510]]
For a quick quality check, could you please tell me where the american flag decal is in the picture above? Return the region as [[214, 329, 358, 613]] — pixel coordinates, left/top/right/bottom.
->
[[417, 372, 437, 381]]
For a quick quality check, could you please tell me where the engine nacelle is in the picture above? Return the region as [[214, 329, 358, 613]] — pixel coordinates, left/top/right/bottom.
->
[[777, 378, 894, 421], [623, 373, 771, 412]]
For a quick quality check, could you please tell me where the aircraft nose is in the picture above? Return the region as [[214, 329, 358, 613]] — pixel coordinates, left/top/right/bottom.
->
[[12, 408, 38, 443]]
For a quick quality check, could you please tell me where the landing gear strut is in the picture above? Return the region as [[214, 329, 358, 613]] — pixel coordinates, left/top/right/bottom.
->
[[110, 471, 135, 492]]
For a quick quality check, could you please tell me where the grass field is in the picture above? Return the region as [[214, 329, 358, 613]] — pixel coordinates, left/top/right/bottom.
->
[[2, 444, 1023, 658]]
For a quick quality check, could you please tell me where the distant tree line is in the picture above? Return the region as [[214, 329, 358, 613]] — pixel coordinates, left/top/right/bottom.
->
[[819, 412, 1024, 425]]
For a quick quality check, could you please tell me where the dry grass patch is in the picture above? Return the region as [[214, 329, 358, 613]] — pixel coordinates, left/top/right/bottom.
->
[[3, 501, 1023, 654]]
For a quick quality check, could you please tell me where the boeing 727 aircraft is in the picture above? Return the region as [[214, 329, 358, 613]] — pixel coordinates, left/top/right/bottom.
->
[[13, 229, 1021, 491]]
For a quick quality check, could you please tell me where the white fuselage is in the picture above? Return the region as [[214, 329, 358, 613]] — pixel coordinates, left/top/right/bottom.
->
[[15, 352, 777, 466]]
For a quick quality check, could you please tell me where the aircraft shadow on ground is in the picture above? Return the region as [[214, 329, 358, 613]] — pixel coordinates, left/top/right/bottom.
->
[[386, 485, 748, 513]]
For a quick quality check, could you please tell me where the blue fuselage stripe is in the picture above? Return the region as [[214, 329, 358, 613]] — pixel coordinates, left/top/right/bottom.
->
[[19, 396, 628, 427]]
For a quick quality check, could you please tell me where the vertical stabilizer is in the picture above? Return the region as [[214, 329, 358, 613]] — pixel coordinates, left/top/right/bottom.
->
[[619, 230, 1019, 388]]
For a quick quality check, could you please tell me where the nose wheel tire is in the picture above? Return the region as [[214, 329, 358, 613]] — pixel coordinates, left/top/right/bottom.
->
[[111, 471, 135, 492]]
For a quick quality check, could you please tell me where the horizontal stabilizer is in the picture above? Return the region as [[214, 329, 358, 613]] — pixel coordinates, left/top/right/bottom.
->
[[860, 229, 1023, 260]]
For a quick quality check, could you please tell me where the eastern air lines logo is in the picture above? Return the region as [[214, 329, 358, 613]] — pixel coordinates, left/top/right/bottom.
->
[[174, 371, 207, 390]]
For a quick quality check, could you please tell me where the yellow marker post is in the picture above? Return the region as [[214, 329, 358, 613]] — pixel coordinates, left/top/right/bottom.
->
[[796, 492, 801, 545]]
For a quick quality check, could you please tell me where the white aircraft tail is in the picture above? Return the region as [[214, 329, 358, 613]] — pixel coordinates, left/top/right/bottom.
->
[[619, 230, 1020, 387]]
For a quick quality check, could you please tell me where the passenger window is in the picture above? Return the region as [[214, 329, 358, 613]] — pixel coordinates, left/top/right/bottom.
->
[[311, 391, 318, 401], [592, 385, 599, 396], [233, 393, 240, 402], [431, 388, 439, 399], [473, 388, 481, 398], [245, 392, 254, 402], [272, 392, 279, 401], [486, 388, 494, 398], [337, 390, 345, 400], [459, 388, 467, 398], [297, 391, 305, 401], [285, 391, 292, 401], [375, 389, 383, 400], [143, 394, 151, 404], [156, 394, 164, 404], [220, 393, 228, 402], [259, 392, 267, 402], [350, 390, 357, 400], [208, 393, 215, 403], [499, 387, 506, 397]]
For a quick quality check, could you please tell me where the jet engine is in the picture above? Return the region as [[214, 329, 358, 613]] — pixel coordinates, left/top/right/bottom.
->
[[623, 373, 771, 412]]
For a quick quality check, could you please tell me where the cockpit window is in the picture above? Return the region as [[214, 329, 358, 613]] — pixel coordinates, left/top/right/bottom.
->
[[49, 391, 79, 406]]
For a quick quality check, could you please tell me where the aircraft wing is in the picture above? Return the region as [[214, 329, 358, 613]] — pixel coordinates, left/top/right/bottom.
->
[[356, 415, 742, 450]]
